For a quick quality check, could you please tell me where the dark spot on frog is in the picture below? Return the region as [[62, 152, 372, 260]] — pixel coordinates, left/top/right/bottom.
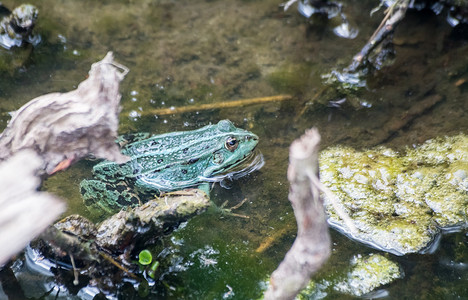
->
[[130, 196, 139, 204], [116, 185, 127, 193], [117, 195, 128, 206], [181, 169, 188, 174], [183, 148, 189, 154], [80, 187, 86, 195], [150, 140, 159, 146], [84, 197, 93, 206], [132, 168, 140, 175], [157, 159, 163, 163], [189, 157, 199, 164], [182, 157, 200, 165]]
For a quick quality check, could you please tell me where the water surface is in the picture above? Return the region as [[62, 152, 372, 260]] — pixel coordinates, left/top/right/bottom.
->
[[0, 0, 467, 299]]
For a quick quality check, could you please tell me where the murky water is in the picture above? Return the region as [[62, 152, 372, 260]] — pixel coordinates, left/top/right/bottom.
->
[[0, 0, 467, 299]]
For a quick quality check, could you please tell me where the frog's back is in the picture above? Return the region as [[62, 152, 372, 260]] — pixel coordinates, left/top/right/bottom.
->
[[93, 120, 259, 192]]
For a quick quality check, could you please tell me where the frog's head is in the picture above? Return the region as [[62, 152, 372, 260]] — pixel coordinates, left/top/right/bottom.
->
[[202, 120, 260, 179]]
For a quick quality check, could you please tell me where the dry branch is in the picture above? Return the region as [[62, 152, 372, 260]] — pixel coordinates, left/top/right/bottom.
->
[[0, 52, 129, 174], [264, 128, 331, 300], [141, 94, 293, 116]]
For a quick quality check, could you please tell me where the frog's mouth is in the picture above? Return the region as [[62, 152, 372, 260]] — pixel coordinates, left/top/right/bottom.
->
[[199, 149, 264, 183]]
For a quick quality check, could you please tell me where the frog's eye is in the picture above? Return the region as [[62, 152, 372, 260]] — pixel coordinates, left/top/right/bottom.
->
[[225, 137, 238, 151]]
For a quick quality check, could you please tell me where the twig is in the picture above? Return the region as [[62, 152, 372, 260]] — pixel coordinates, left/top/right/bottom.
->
[[307, 170, 358, 236], [347, 0, 409, 73], [255, 225, 293, 253], [98, 252, 139, 279], [264, 128, 331, 300], [69, 254, 79, 286], [139, 94, 293, 116]]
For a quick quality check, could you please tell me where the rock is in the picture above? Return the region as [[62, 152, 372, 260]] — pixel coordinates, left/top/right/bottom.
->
[[40, 189, 210, 257], [297, 253, 402, 298], [0, 4, 40, 50], [96, 189, 210, 253], [320, 134, 468, 255], [333, 253, 402, 297], [30, 188, 210, 292]]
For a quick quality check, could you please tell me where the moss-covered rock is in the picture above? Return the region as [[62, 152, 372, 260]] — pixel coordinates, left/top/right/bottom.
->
[[298, 253, 402, 298], [320, 134, 468, 255], [333, 253, 402, 297]]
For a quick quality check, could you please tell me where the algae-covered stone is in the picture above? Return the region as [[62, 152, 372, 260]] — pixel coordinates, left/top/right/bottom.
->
[[297, 253, 402, 298], [333, 253, 402, 297], [320, 134, 468, 255], [96, 189, 210, 253]]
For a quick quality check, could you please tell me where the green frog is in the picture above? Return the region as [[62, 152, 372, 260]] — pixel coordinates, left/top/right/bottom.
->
[[81, 120, 262, 216]]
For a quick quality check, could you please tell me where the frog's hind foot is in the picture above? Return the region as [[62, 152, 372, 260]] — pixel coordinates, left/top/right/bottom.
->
[[219, 198, 249, 219]]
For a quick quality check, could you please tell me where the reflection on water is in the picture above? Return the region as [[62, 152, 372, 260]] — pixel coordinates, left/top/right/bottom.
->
[[0, 0, 467, 298]]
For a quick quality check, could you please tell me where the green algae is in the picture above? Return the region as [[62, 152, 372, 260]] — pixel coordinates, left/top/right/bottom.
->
[[297, 253, 402, 298], [333, 253, 401, 297], [320, 134, 468, 255]]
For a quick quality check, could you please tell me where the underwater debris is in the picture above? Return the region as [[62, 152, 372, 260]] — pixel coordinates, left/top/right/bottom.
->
[[0, 4, 41, 49]]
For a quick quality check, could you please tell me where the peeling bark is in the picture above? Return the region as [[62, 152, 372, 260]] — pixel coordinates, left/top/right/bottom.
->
[[264, 128, 331, 300]]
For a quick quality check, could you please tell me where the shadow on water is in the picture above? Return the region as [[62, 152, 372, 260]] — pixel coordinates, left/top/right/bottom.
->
[[0, 0, 467, 299]]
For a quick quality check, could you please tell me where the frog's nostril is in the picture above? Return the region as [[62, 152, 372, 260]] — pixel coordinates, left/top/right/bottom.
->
[[245, 135, 257, 141]]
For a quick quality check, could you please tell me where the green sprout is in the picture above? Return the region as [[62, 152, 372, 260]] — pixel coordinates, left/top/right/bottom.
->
[[147, 261, 160, 279], [138, 250, 153, 266]]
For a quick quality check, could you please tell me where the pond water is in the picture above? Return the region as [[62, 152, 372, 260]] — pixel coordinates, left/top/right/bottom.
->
[[0, 0, 467, 299]]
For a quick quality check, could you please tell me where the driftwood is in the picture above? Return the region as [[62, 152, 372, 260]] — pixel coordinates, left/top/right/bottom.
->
[[0, 150, 66, 265], [264, 128, 331, 300], [0, 52, 128, 265], [0, 52, 129, 174]]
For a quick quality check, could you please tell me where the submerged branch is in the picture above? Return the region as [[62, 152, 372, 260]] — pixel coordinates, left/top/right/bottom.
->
[[264, 128, 331, 300], [140, 94, 293, 116], [375, 93, 444, 145]]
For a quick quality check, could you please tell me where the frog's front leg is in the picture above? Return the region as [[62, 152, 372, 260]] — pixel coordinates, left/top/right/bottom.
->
[[196, 183, 249, 218], [196, 183, 211, 197], [80, 179, 141, 219]]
